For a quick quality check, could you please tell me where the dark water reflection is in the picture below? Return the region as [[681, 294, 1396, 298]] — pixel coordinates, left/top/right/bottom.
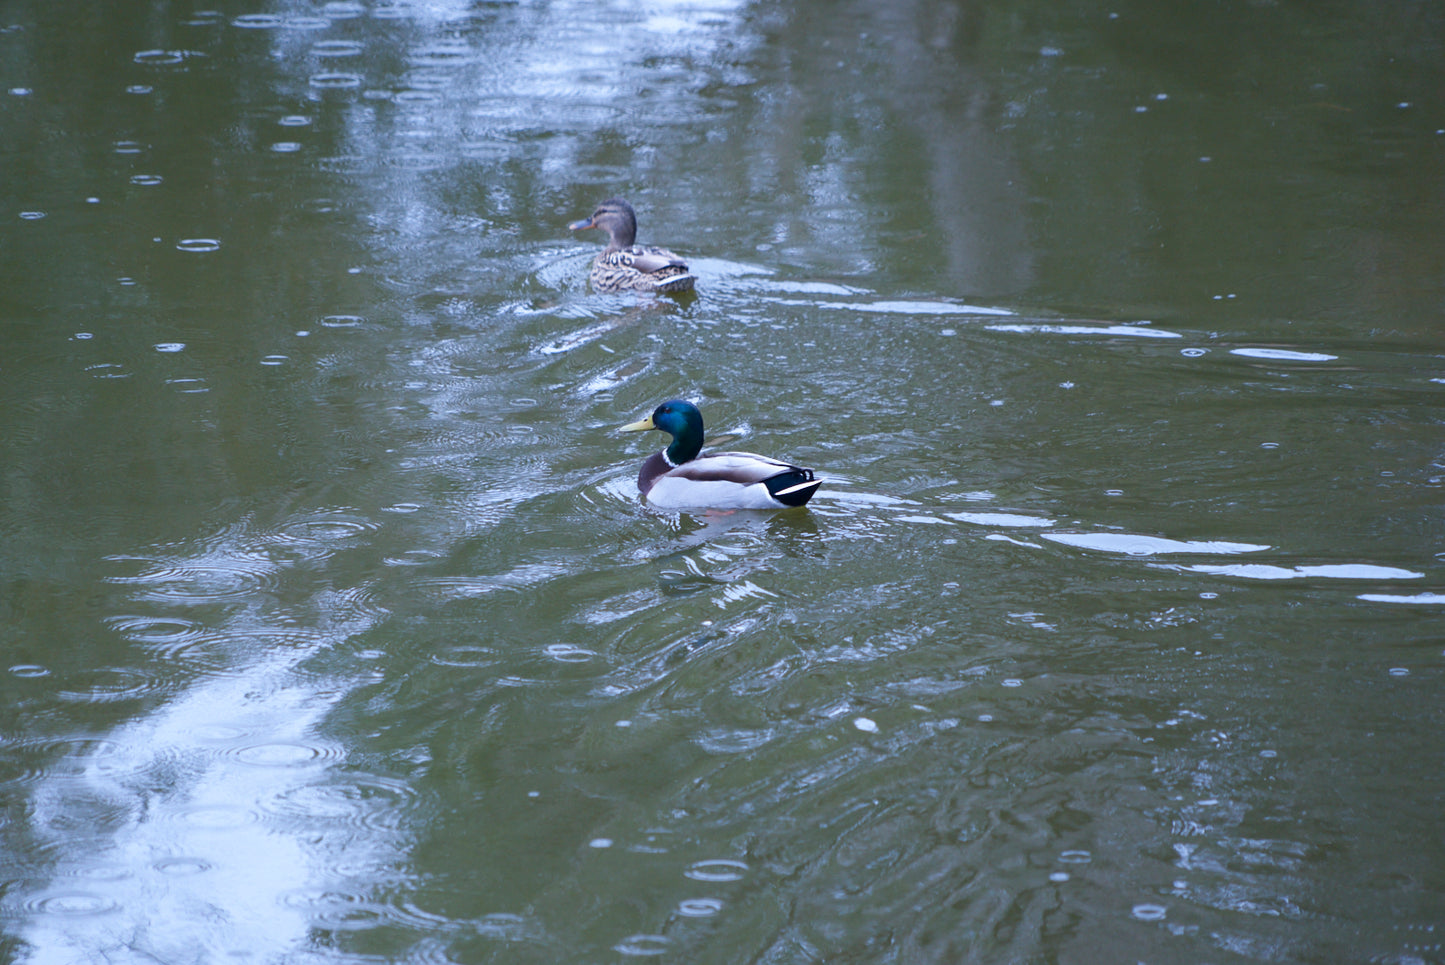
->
[[2, 0, 1444, 962]]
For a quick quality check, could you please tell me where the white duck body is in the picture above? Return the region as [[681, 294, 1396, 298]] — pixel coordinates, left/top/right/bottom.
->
[[639, 450, 820, 510], [621, 400, 822, 511]]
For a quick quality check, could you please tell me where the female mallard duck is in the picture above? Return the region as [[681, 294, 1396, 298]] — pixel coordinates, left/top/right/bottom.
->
[[620, 400, 822, 510], [568, 198, 696, 294]]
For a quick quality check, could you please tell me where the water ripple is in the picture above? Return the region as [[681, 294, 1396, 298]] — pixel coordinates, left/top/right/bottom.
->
[[18, 890, 121, 918], [265, 508, 380, 550], [311, 39, 364, 58], [614, 934, 670, 957], [310, 72, 364, 90], [226, 739, 344, 768], [103, 614, 206, 647], [133, 49, 206, 68], [232, 13, 284, 28], [104, 552, 279, 605], [278, 888, 391, 932], [55, 666, 167, 704], [261, 774, 419, 833], [684, 858, 749, 882], [0, 737, 128, 787]]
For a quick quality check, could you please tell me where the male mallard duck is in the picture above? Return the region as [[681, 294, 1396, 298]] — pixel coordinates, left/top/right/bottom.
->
[[568, 198, 696, 294], [620, 400, 821, 510]]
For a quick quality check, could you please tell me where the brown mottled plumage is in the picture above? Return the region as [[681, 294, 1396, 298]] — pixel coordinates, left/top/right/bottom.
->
[[568, 199, 696, 294]]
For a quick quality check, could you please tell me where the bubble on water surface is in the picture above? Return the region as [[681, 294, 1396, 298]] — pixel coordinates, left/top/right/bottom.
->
[[278, 114, 312, 127], [10, 664, 50, 678], [685, 859, 748, 883], [130, 174, 163, 186], [1059, 850, 1092, 863], [312, 39, 364, 58], [132, 49, 187, 67], [19, 211, 45, 220], [232, 13, 284, 28], [854, 716, 878, 733], [270, 141, 302, 153], [154, 342, 185, 353], [322, 1, 366, 18], [430, 646, 498, 668], [1180, 347, 1208, 357], [310, 72, 364, 89], [320, 314, 364, 327], [614, 934, 669, 956], [260, 355, 288, 365], [408, 40, 474, 67], [393, 88, 442, 106], [677, 898, 724, 918], [153, 856, 212, 876], [544, 644, 597, 664], [1132, 903, 1167, 921], [176, 238, 220, 252], [167, 378, 208, 393]]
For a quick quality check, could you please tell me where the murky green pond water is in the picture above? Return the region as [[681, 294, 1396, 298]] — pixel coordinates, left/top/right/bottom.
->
[[2, 1, 1443, 962]]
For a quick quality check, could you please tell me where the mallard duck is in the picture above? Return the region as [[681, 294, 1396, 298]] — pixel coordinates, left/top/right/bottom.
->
[[620, 400, 822, 510], [568, 198, 696, 294]]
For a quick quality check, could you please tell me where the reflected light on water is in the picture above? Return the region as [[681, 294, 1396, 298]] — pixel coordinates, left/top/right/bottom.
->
[[2, 0, 1443, 962]]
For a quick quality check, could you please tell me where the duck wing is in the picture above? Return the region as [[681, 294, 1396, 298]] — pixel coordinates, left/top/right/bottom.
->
[[605, 244, 687, 274], [670, 451, 803, 485]]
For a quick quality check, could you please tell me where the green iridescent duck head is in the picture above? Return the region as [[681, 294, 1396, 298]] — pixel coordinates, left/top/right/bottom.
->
[[621, 399, 705, 464], [568, 198, 638, 250]]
